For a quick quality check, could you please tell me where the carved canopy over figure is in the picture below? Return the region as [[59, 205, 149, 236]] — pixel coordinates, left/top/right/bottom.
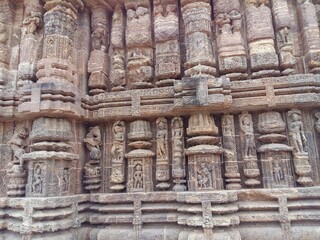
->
[[84, 126, 102, 160]]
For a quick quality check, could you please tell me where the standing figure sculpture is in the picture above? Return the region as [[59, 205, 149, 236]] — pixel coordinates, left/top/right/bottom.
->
[[84, 126, 102, 160], [240, 114, 256, 157], [288, 110, 307, 153]]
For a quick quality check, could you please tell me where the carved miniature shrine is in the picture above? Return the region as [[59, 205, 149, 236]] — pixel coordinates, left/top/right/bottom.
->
[[1, 0, 320, 239]]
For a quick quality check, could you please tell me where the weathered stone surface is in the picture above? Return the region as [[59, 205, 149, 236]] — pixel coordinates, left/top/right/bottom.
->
[[1, 0, 320, 239]]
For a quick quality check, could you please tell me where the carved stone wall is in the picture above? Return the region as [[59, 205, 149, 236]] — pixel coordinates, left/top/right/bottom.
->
[[1, 0, 320, 240]]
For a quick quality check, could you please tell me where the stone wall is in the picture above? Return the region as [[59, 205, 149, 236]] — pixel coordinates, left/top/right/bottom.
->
[[1, 0, 320, 239]]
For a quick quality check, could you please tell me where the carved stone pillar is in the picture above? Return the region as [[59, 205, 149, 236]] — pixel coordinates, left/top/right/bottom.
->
[[83, 126, 102, 192], [186, 113, 223, 191], [23, 118, 78, 197], [239, 112, 261, 187], [0, 0, 15, 91], [17, 0, 43, 88], [245, 0, 279, 78], [154, 0, 181, 87], [36, 0, 84, 85], [110, 5, 126, 91], [297, 0, 320, 73], [271, 0, 296, 75], [125, 0, 153, 89], [181, 0, 216, 77], [126, 120, 154, 192], [257, 111, 294, 188], [171, 117, 187, 191], [287, 109, 313, 186], [155, 117, 170, 190], [222, 115, 241, 190], [214, 0, 248, 80], [110, 121, 126, 191], [87, 6, 110, 95]]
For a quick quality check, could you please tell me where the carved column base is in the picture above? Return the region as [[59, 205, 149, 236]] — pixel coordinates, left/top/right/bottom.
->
[[293, 154, 313, 187], [7, 165, 27, 197], [243, 156, 261, 187], [186, 145, 223, 191]]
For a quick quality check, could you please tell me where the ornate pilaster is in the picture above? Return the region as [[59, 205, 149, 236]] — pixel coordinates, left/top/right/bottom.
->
[[181, 0, 216, 77], [245, 0, 279, 78], [110, 121, 126, 191], [214, 0, 248, 80], [257, 111, 294, 188], [36, 0, 84, 85], [297, 0, 320, 73], [17, 0, 43, 88], [23, 118, 78, 197], [239, 112, 261, 187], [271, 0, 296, 75], [87, 6, 110, 95], [222, 115, 241, 190], [171, 117, 187, 191], [126, 120, 154, 192], [125, 0, 154, 89], [110, 5, 126, 91], [287, 109, 313, 186], [154, 0, 181, 87], [186, 113, 223, 191]]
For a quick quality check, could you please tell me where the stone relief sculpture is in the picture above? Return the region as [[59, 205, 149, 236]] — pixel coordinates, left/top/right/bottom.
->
[[222, 115, 242, 190], [111, 5, 126, 91], [125, 0, 154, 89], [83, 126, 102, 191], [287, 109, 313, 186], [126, 120, 154, 192], [315, 112, 320, 133], [32, 163, 43, 194], [110, 121, 126, 191], [297, 0, 320, 73], [7, 126, 29, 197], [155, 117, 170, 189], [181, 0, 216, 77], [271, 0, 296, 75], [186, 113, 223, 191], [214, 0, 247, 80], [239, 112, 261, 187], [245, 0, 279, 78], [171, 117, 186, 191], [87, 7, 110, 94], [257, 111, 294, 188], [154, 0, 181, 86]]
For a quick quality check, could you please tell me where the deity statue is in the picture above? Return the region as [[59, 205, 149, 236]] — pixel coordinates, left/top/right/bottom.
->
[[288, 110, 307, 154]]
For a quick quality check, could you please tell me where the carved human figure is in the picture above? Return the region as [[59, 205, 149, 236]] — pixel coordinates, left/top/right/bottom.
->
[[0, 22, 8, 44], [133, 163, 143, 189], [288, 110, 307, 153], [23, 11, 42, 35], [9, 127, 29, 165], [91, 27, 108, 51], [62, 168, 69, 192], [240, 114, 256, 157], [273, 160, 284, 184], [197, 163, 212, 188], [84, 162, 100, 177], [314, 112, 320, 133], [84, 126, 102, 160], [111, 121, 125, 162], [32, 165, 42, 194], [156, 118, 167, 159]]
